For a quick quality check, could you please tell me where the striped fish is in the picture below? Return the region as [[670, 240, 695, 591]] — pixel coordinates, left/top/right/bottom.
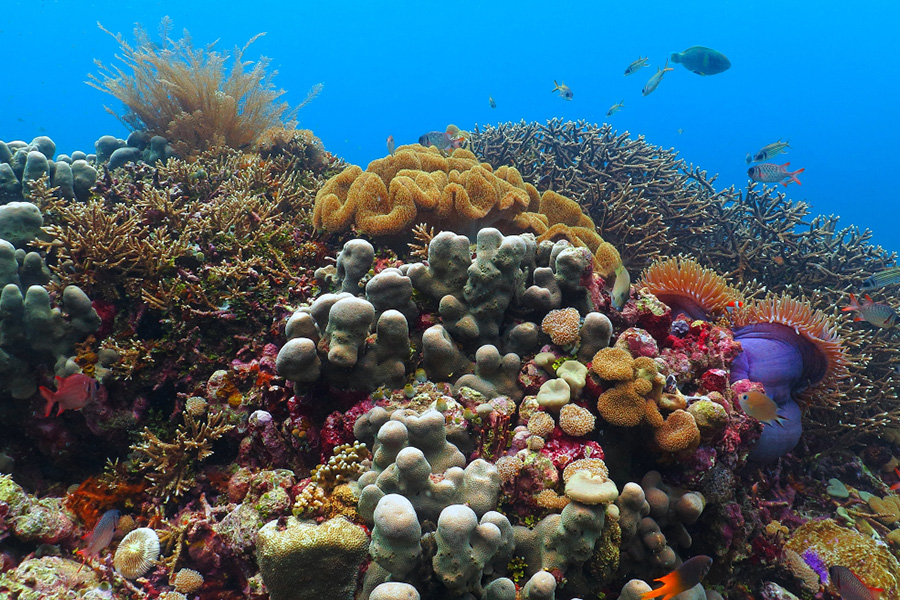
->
[[861, 266, 900, 292], [751, 139, 791, 163], [842, 293, 899, 328]]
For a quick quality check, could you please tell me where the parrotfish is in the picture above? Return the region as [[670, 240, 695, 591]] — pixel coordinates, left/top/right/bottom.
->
[[748, 139, 791, 163], [489, 95, 496, 109], [607, 101, 625, 117], [77, 509, 120, 561], [642, 555, 713, 600], [861, 266, 900, 292], [39, 373, 100, 417], [828, 565, 883, 600], [419, 125, 468, 151], [748, 162, 804, 186], [738, 391, 789, 427], [842, 293, 899, 328], [642, 60, 674, 96], [386, 135, 395, 156], [552, 80, 574, 100], [611, 265, 631, 310], [624, 56, 649, 76], [670, 46, 731, 76]]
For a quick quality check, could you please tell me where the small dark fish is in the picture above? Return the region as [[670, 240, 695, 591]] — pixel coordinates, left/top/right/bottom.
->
[[607, 101, 625, 117], [489, 95, 496, 109], [843, 293, 899, 328], [670, 46, 731, 76], [861, 266, 900, 292], [386, 135, 395, 156], [748, 162, 804, 186], [552, 80, 573, 100], [642, 556, 713, 600], [642, 60, 674, 96], [750, 139, 791, 163], [829, 566, 883, 600], [625, 56, 649, 76], [77, 509, 120, 560]]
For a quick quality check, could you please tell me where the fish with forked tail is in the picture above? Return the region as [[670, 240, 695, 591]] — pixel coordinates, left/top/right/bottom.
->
[[748, 162, 804, 186], [39, 373, 100, 417], [624, 56, 649, 76], [552, 80, 573, 100], [642, 60, 674, 96]]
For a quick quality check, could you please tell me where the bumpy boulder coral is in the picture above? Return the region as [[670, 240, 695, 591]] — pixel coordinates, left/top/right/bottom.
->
[[312, 145, 537, 236], [256, 516, 370, 600], [0, 201, 42, 247], [433, 504, 514, 596]]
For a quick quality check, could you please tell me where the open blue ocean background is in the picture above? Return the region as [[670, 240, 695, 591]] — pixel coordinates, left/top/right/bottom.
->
[[3, 1, 898, 254]]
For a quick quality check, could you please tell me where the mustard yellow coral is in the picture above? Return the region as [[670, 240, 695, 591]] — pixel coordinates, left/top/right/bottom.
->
[[312, 145, 536, 236], [592, 347, 635, 381]]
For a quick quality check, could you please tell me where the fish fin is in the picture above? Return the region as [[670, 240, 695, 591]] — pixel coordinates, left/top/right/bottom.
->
[[641, 569, 686, 600], [868, 587, 884, 600], [865, 294, 874, 302], [853, 316, 865, 321], [781, 162, 790, 167], [775, 415, 790, 427], [39, 386, 55, 418], [890, 481, 900, 490], [789, 167, 804, 185]]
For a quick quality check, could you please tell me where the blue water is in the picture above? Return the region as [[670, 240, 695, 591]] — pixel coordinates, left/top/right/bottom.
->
[[4, 1, 898, 253]]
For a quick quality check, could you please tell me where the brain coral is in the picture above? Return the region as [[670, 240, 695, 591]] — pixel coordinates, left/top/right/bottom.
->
[[312, 144, 538, 236]]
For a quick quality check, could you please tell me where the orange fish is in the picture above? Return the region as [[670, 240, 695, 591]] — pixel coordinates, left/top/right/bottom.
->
[[889, 467, 900, 491], [738, 391, 788, 427], [843, 293, 898, 329], [39, 373, 99, 417], [642, 555, 713, 600], [829, 566, 883, 600], [725, 300, 744, 314]]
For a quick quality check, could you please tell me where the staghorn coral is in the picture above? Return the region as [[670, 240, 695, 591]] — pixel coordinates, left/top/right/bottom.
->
[[472, 119, 900, 440], [129, 408, 234, 503], [88, 19, 321, 154]]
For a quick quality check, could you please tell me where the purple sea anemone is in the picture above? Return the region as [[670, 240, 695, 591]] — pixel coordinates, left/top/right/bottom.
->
[[730, 295, 848, 461]]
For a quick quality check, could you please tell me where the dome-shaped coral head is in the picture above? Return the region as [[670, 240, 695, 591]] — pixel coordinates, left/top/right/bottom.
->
[[730, 293, 849, 461], [639, 256, 744, 320]]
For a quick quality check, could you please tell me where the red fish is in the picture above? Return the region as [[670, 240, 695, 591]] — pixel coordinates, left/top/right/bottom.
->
[[829, 565, 883, 600], [642, 555, 713, 600], [889, 467, 900, 491], [39, 373, 99, 417], [748, 162, 804, 186], [842, 294, 898, 329]]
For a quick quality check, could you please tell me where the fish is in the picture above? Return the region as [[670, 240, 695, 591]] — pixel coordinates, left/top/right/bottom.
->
[[670, 46, 731, 76], [745, 153, 753, 165], [607, 101, 625, 117], [861, 266, 900, 292], [738, 391, 789, 427], [725, 300, 745, 315], [890, 467, 900, 491], [39, 373, 100, 417], [842, 293, 899, 328], [611, 265, 631, 310], [748, 139, 791, 163], [829, 566, 883, 600], [77, 509, 120, 561], [624, 56, 649, 76], [386, 135, 395, 157], [418, 125, 468, 151], [552, 80, 573, 100], [748, 162, 805, 186], [642, 60, 674, 96], [641, 555, 713, 600], [489, 95, 496, 109], [677, 128, 684, 135]]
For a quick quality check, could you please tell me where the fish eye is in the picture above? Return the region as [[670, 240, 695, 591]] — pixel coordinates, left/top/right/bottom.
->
[[747, 167, 755, 175]]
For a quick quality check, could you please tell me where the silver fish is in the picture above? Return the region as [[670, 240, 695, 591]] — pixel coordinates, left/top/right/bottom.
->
[[624, 56, 649, 76], [642, 60, 674, 96]]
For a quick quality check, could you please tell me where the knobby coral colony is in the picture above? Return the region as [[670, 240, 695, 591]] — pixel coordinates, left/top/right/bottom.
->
[[3, 36, 900, 600]]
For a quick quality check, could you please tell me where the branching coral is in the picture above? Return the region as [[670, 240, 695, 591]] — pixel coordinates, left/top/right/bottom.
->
[[88, 18, 321, 154], [471, 118, 900, 442], [129, 408, 234, 503]]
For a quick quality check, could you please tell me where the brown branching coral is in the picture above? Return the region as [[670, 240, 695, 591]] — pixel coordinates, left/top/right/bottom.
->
[[88, 18, 321, 154], [130, 408, 234, 503], [472, 118, 900, 442]]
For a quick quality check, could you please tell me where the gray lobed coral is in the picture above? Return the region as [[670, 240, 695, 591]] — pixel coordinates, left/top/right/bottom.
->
[[276, 228, 613, 402]]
